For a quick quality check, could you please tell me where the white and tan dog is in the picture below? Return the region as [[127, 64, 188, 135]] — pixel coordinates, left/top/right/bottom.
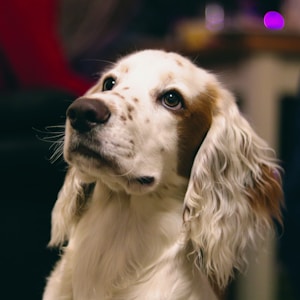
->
[[43, 50, 282, 300]]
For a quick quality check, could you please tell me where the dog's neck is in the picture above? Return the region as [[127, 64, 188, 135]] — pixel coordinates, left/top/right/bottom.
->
[[68, 180, 187, 298]]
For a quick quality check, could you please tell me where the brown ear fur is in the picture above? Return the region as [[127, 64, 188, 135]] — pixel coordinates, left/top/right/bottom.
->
[[183, 87, 283, 288]]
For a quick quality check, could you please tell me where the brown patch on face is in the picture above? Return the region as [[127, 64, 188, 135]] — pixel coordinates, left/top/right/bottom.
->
[[175, 58, 184, 67], [127, 103, 135, 113], [177, 84, 217, 178], [247, 165, 283, 224], [163, 184, 169, 190], [120, 64, 129, 74], [133, 97, 139, 103], [160, 72, 175, 86]]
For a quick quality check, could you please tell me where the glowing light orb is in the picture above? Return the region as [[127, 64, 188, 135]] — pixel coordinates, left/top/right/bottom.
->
[[264, 11, 285, 30], [205, 3, 224, 31]]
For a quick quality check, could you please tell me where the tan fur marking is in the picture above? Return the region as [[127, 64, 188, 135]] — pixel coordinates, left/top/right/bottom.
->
[[175, 58, 184, 67], [120, 64, 129, 74], [177, 84, 217, 178], [160, 72, 175, 87], [127, 104, 135, 113], [247, 165, 283, 224]]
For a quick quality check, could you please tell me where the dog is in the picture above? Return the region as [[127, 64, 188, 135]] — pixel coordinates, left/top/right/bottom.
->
[[43, 49, 283, 300]]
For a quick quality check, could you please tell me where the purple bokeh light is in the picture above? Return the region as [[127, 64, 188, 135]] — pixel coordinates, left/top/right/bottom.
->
[[264, 11, 285, 30]]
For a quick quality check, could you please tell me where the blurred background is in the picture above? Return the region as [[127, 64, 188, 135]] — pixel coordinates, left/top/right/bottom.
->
[[0, 0, 299, 299]]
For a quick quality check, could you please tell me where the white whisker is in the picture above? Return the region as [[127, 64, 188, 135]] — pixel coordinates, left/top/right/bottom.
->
[[34, 126, 65, 164]]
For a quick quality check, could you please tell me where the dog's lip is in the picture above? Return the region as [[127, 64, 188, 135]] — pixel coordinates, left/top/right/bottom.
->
[[135, 176, 155, 185], [70, 145, 156, 187], [72, 144, 102, 159], [70, 144, 114, 167]]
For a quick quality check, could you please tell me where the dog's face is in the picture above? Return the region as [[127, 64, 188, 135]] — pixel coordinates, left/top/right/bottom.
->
[[64, 50, 216, 194]]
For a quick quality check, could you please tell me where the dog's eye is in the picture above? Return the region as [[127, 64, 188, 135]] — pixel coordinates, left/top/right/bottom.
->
[[102, 77, 116, 91], [161, 91, 183, 110]]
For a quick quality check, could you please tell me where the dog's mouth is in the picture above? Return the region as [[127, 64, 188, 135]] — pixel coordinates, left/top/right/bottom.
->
[[69, 144, 156, 188], [135, 176, 155, 185], [126, 175, 156, 193], [69, 144, 114, 168], [74, 145, 103, 160]]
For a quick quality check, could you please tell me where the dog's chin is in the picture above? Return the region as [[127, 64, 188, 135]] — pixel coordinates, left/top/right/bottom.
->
[[66, 146, 158, 195], [76, 166, 157, 195]]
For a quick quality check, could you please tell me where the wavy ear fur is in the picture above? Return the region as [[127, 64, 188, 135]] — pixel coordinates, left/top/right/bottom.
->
[[183, 88, 283, 288], [48, 167, 95, 247]]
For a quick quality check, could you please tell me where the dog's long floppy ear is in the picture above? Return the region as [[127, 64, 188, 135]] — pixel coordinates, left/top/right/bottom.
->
[[48, 167, 95, 247], [183, 87, 283, 289]]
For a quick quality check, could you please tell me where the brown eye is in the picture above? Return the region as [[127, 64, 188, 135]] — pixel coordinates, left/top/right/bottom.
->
[[161, 91, 184, 110], [102, 77, 116, 91]]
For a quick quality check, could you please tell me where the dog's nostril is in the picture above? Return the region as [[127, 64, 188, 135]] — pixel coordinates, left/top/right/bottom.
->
[[67, 97, 111, 132]]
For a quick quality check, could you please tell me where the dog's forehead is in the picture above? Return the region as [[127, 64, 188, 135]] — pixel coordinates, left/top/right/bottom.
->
[[116, 50, 193, 76], [120, 50, 190, 67], [111, 50, 210, 93]]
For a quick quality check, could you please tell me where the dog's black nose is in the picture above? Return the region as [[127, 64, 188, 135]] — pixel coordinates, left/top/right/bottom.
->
[[67, 97, 111, 132]]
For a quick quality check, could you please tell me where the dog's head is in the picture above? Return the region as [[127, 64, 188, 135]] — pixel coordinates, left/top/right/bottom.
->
[[63, 50, 216, 194], [51, 50, 283, 288]]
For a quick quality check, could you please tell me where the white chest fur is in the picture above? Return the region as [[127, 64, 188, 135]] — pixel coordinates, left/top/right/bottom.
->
[[65, 183, 212, 299]]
